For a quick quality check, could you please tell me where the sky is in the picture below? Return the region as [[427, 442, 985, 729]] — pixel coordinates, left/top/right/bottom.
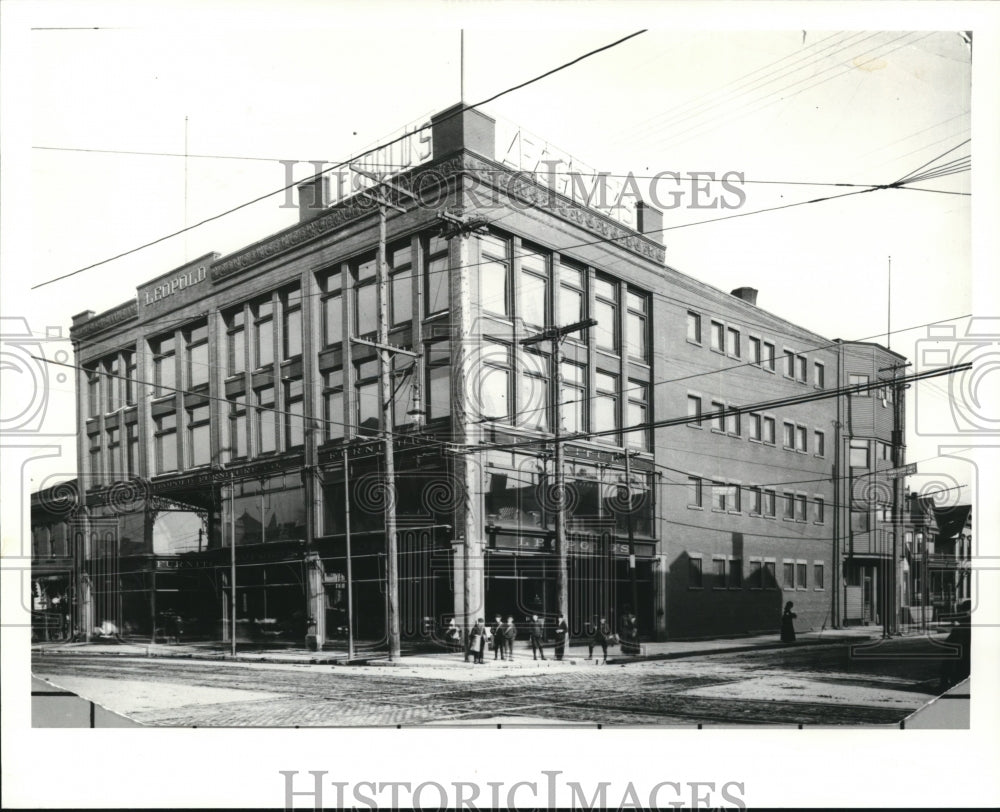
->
[[2, 1, 999, 808]]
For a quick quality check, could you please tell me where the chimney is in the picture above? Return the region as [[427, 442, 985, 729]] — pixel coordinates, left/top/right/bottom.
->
[[297, 175, 331, 222], [431, 103, 496, 161], [636, 201, 664, 245], [730, 287, 758, 305]]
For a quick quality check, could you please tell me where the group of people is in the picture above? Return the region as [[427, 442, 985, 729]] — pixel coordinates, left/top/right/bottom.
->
[[443, 613, 571, 663]]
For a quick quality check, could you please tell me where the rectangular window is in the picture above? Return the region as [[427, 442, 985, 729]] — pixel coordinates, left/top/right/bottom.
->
[[323, 369, 344, 441], [749, 336, 761, 365], [560, 361, 586, 435], [728, 484, 741, 513], [763, 489, 776, 517], [687, 395, 703, 427], [728, 558, 743, 588], [282, 289, 302, 359], [425, 234, 450, 317], [783, 492, 795, 520], [688, 557, 703, 588], [796, 494, 808, 521], [712, 481, 726, 511], [354, 254, 378, 337], [152, 335, 176, 398], [850, 439, 870, 469], [749, 559, 763, 589], [427, 340, 451, 419], [285, 379, 304, 448], [783, 422, 795, 449], [519, 247, 549, 330], [125, 422, 139, 476], [229, 395, 247, 458], [389, 242, 413, 327], [186, 404, 211, 467], [797, 562, 808, 589], [850, 373, 870, 396], [763, 341, 776, 372], [814, 563, 825, 590], [106, 426, 120, 474], [815, 430, 825, 457], [104, 357, 120, 412], [851, 509, 869, 532], [253, 298, 274, 368], [594, 371, 619, 445], [726, 408, 740, 437], [814, 362, 825, 388], [227, 309, 246, 375], [88, 431, 102, 478], [154, 412, 177, 474], [711, 400, 725, 432], [594, 276, 619, 353], [749, 413, 762, 441], [185, 323, 209, 388], [124, 353, 137, 406], [87, 370, 100, 417], [727, 326, 741, 358], [355, 361, 379, 437], [763, 561, 777, 589], [713, 558, 727, 587], [710, 320, 724, 352], [749, 486, 762, 515], [256, 386, 276, 454], [784, 350, 795, 378], [520, 348, 549, 432], [322, 291, 343, 347], [813, 497, 825, 524], [626, 290, 649, 362], [763, 416, 775, 445], [687, 311, 702, 344], [480, 341, 511, 422], [688, 476, 703, 508], [796, 425, 807, 453], [558, 261, 585, 327], [783, 562, 795, 589], [626, 380, 649, 451], [480, 235, 511, 318], [796, 355, 807, 383]]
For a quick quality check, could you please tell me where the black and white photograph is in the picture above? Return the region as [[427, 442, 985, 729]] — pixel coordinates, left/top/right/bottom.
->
[[2, 1, 998, 809]]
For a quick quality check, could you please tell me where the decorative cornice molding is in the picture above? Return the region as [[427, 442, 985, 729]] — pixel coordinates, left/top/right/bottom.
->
[[71, 299, 138, 341]]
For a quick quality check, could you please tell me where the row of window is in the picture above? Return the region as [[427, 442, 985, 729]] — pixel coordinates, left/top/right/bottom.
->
[[687, 476, 826, 523], [686, 311, 825, 387], [688, 555, 826, 590], [686, 394, 826, 456]]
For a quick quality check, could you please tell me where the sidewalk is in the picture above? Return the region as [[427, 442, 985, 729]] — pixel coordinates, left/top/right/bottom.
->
[[32, 626, 885, 669]]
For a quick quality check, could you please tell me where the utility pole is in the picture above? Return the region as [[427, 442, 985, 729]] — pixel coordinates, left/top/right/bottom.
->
[[624, 449, 640, 623], [521, 318, 598, 628], [880, 360, 910, 637], [342, 447, 355, 661], [349, 166, 419, 661], [229, 469, 236, 657]]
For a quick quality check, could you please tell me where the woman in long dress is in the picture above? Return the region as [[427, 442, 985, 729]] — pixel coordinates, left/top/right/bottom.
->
[[781, 601, 797, 644]]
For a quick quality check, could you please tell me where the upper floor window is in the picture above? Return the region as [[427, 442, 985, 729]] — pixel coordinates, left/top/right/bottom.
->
[[389, 242, 413, 328], [849, 373, 870, 396], [687, 311, 702, 344], [186, 404, 211, 467], [480, 341, 511, 422], [558, 261, 585, 327], [594, 370, 619, 444], [784, 350, 795, 378], [426, 339, 451, 419], [185, 322, 209, 388], [795, 355, 807, 383], [850, 439, 870, 468], [625, 290, 649, 362], [520, 347, 549, 431], [252, 298, 274, 368], [762, 341, 776, 372], [726, 327, 741, 359], [87, 369, 100, 417], [321, 269, 343, 347], [353, 254, 378, 337], [322, 368, 344, 442], [284, 379, 304, 448], [103, 356, 120, 412], [226, 308, 246, 375], [151, 334, 176, 398], [710, 320, 724, 353], [154, 412, 178, 473], [560, 361, 586, 435], [480, 235, 511, 318], [626, 380, 649, 451], [424, 235, 450, 317], [687, 394, 703, 427], [281, 287, 302, 359], [749, 336, 761, 365], [519, 246, 549, 329], [255, 385, 277, 453], [594, 276, 619, 353], [124, 351, 137, 406], [814, 361, 825, 388]]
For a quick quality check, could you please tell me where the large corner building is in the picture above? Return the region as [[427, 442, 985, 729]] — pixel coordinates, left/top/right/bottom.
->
[[53, 104, 910, 647]]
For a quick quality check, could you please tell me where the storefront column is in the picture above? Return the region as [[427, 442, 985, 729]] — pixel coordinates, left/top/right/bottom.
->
[[304, 552, 325, 647], [654, 553, 668, 641]]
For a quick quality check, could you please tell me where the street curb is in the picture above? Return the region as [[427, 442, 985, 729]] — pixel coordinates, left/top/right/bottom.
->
[[605, 633, 879, 665]]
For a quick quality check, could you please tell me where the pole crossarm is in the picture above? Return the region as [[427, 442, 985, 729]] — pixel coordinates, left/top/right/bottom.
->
[[349, 336, 419, 357], [519, 318, 599, 346]]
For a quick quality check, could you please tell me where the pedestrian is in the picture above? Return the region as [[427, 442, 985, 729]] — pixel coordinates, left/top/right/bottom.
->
[[503, 615, 517, 660], [468, 618, 486, 664], [781, 601, 797, 644], [529, 614, 546, 660], [621, 612, 639, 655], [939, 599, 972, 691], [491, 614, 505, 660], [553, 613, 568, 660], [588, 616, 610, 663], [445, 617, 462, 652]]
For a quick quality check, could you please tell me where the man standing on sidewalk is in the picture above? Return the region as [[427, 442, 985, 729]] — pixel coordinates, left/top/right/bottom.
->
[[588, 616, 610, 663], [529, 614, 546, 660], [492, 614, 505, 660], [553, 613, 568, 660], [503, 616, 517, 660]]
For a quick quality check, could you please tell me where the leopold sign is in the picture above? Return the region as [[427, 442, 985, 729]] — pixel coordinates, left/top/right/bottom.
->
[[138, 253, 218, 311]]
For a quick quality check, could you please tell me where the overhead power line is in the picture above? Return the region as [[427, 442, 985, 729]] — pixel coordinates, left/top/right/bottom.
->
[[30, 29, 647, 292]]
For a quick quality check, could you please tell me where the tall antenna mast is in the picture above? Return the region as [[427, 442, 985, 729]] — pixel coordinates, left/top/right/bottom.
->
[[184, 115, 189, 260], [887, 255, 891, 350], [460, 29, 465, 103]]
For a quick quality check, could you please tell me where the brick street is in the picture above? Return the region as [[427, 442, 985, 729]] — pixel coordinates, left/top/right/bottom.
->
[[31, 635, 948, 727]]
